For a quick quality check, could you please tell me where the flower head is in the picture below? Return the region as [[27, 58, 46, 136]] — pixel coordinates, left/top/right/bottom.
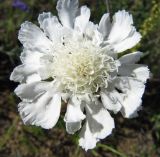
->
[[12, 0, 29, 12], [10, 0, 150, 151]]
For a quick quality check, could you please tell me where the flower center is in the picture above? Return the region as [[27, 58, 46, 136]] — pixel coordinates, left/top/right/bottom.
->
[[45, 40, 117, 94]]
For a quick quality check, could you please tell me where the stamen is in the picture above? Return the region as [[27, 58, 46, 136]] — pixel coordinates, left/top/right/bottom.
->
[[42, 39, 118, 94]]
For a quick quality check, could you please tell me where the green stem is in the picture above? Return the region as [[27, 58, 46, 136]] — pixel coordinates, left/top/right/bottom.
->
[[91, 149, 100, 157], [105, 0, 112, 21], [97, 143, 127, 157], [105, 0, 110, 14]]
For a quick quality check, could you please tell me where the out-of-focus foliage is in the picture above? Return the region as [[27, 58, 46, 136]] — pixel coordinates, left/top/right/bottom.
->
[[140, 0, 160, 37], [0, 0, 160, 157]]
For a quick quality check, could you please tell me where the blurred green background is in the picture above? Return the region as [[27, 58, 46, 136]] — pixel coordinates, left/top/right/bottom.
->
[[0, 0, 160, 156]]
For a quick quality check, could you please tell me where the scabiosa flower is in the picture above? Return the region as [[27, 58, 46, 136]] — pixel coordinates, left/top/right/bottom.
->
[[10, 0, 150, 151], [12, 0, 29, 12]]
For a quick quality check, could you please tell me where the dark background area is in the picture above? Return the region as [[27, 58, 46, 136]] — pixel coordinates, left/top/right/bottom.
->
[[0, 0, 160, 156]]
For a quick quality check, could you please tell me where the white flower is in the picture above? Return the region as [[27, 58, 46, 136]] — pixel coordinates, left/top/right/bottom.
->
[[10, 0, 150, 151]]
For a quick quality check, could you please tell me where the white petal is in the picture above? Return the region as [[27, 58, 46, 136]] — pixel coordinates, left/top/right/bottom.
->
[[83, 22, 103, 46], [79, 102, 114, 150], [38, 67, 52, 80], [38, 12, 63, 42], [113, 31, 141, 52], [92, 30, 104, 46], [118, 64, 150, 83], [18, 92, 61, 129], [87, 102, 115, 139], [132, 66, 150, 83], [36, 54, 55, 80], [10, 49, 43, 83], [79, 122, 98, 151], [66, 122, 81, 134], [64, 96, 85, 123], [119, 51, 143, 64], [85, 22, 98, 39], [99, 13, 111, 39], [115, 77, 146, 118], [74, 6, 91, 33], [64, 96, 85, 134], [108, 10, 133, 43], [26, 74, 41, 84], [100, 89, 122, 113], [15, 81, 53, 102], [10, 64, 40, 83], [56, 0, 79, 28], [107, 10, 141, 53], [18, 21, 53, 52], [20, 49, 43, 65]]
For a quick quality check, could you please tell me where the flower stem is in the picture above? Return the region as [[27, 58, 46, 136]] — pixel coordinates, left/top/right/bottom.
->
[[105, 0, 110, 14], [105, 0, 112, 21], [97, 143, 127, 157]]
